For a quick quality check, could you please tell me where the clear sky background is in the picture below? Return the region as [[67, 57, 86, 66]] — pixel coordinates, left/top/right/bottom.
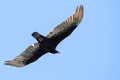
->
[[0, 0, 120, 80]]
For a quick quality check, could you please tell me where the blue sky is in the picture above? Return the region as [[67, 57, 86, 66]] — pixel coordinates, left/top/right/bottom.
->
[[0, 0, 120, 80]]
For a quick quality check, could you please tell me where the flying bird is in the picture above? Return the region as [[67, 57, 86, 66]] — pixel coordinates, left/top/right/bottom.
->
[[5, 5, 84, 67]]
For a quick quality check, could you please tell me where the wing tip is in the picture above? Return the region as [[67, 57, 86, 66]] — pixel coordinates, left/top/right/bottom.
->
[[5, 60, 25, 67], [80, 5, 84, 10], [73, 5, 84, 25], [76, 5, 83, 12]]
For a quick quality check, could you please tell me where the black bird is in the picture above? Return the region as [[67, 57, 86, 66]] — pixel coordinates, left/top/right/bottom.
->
[[5, 5, 84, 67]]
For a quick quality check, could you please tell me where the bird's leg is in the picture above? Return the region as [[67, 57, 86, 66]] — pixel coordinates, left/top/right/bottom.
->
[[32, 32, 46, 42]]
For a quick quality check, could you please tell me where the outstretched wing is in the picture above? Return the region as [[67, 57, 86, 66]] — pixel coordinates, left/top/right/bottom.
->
[[46, 5, 83, 46], [5, 43, 47, 67]]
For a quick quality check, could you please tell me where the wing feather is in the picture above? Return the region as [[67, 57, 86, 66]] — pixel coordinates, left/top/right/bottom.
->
[[5, 43, 47, 67], [46, 5, 83, 45]]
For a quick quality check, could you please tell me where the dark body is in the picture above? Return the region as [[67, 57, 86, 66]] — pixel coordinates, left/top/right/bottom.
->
[[26, 23, 77, 65]]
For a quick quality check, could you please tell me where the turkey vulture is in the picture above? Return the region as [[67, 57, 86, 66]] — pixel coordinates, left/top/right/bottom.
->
[[5, 5, 84, 67]]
